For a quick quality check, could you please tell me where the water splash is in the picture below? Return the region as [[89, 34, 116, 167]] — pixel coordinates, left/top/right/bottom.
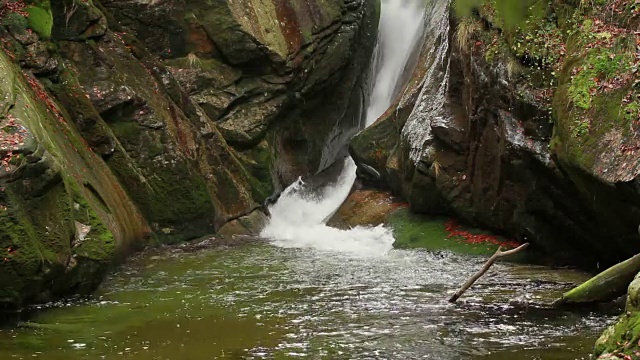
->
[[261, 158, 394, 257], [261, 0, 428, 255], [401, 0, 452, 163]]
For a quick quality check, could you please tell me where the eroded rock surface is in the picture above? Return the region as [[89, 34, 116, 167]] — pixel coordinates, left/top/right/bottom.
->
[[350, 1, 640, 269], [0, 0, 378, 308]]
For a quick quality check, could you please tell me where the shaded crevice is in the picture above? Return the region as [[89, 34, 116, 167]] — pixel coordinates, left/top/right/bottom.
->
[[83, 182, 110, 214]]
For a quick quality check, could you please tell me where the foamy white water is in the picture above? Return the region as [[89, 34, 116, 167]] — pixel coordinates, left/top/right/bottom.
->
[[261, 158, 394, 257], [261, 0, 428, 256]]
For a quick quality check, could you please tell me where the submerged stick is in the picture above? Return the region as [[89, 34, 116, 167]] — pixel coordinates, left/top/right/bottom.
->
[[449, 243, 529, 303]]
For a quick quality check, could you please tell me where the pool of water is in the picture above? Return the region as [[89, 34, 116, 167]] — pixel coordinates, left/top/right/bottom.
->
[[0, 243, 615, 359]]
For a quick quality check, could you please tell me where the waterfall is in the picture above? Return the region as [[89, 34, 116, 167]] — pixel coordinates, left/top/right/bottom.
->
[[366, 0, 426, 126], [401, 0, 451, 163], [260, 0, 428, 256]]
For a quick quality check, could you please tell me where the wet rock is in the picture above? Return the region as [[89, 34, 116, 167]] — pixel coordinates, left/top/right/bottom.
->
[[350, 1, 640, 269], [327, 190, 407, 229], [21, 41, 57, 73], [217, 95, 288, 147], [0, 50, 149, 308], [595, 273, 640, 358], [51, 0, 108, 41], [101, 0, 380, 184], [217, 210, 269, 238], [6, 20, 38, 45], [0, 0, 379, 310]]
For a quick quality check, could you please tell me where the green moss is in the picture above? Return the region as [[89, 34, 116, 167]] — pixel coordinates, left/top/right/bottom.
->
[[0, 48, 149, 307], [624, 99, 640, 123], [106, 147, 214, 243], [68, 180, 115, 257], [567, 48, 632, 112], [65, 183, 116, 293], [242, 140, 274, 204], [1, 12, 29, 28], [387, 208, 518, 257], [595, 311, 640, 358], [26, 5, 53, 39], [0, 172, 75, 307], [0, 204, 39, 306]]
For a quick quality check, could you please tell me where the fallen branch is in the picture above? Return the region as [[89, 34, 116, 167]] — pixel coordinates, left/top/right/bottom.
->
[[554, 253, 640, 306], [449, 243, 530, 303]]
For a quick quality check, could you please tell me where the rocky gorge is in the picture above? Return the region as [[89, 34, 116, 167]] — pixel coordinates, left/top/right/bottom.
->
[[0, 0, 639, 358], [0, 0, 378, 308]]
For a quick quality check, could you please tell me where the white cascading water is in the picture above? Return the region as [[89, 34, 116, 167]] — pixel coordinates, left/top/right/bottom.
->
[[260, 0, 427, 256], [366, 0, 427, 127]]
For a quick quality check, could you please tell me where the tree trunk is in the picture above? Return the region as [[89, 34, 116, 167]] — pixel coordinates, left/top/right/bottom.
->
[[555, 253, 640, 306]]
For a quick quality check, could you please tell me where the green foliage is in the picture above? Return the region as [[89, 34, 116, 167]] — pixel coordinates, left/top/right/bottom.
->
[[572, 118, 590, 137], [1, 12, 28, 28], [26, 5, 53, 39], [511, 16, 565, 71], [455, 16, 480, 52], [624, 99, 640, 123], [568, 72, 596, 110], [568, 48, 633, 111], [454, 0, 541, 29]]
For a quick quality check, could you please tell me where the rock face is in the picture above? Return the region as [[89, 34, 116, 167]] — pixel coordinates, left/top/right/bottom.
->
[[0, 0, 378, 308], [350, 0, 640, 269], [327, 189, 406, 229]]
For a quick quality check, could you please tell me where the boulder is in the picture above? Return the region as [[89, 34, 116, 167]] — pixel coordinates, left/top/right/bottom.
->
[[0, 50, 149, 308], [595, 272, 640, 359], [100, 0, 380, 184]]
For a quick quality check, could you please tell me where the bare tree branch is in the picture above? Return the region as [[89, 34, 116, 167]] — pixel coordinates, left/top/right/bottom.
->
[[449, 243, 530, 303]]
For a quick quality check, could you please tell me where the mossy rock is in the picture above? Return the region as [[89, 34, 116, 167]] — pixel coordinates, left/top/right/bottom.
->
[[388, 208, 523, 257], [595, 312, 640, 358], [0, 46, 148, 308], [25, 4, 53, 39]]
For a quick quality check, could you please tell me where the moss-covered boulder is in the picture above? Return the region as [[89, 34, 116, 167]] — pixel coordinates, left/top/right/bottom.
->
[[0, 48, 149, 308], [550, 11, 640, 262], [595, 272, 640, 359]]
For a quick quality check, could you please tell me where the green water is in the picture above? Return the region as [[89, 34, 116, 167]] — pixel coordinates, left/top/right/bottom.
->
[[0, 243, 614, 359]]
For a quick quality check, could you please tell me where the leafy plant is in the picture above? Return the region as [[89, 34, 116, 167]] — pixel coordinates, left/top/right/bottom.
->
[[572, 118, 590, 137]]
